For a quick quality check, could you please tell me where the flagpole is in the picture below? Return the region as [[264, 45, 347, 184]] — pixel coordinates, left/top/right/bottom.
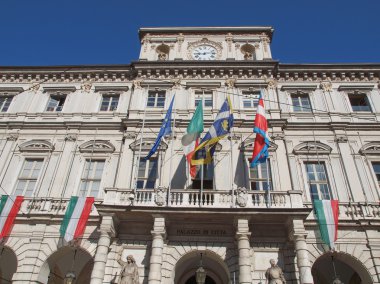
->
[[265, 157, 271, 208], [200, 88, 205, 207], [167, 90, 176, 206], [226, 85, 235, 207], [133, 85, 149, 199]]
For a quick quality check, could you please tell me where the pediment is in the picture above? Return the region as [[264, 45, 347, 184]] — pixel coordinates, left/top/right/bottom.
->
[[293, 141, 332, 155], [79, 140, 115, 153], [239, 138, 278, 152], [359, 142, 380, 155], [19, 140, 54, 152], [129, 139, 168, 152]]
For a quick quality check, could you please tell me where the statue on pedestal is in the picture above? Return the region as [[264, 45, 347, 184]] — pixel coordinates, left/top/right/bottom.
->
[[265, 259, 286, 284], [118, 255, 140, 284]]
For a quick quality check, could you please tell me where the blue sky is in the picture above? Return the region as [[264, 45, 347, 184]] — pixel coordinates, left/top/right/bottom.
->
[[0, 0, 379, 66]]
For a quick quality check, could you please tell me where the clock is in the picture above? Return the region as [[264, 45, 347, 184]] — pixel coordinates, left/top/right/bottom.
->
[[192, 45, 217, 60]]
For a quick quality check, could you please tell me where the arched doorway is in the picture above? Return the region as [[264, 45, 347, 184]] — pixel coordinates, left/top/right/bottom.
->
[[0, 246, 17, 283], [174, 250, 230, 284], [312, 252, 372, 284], [38, 246, 93, 284]]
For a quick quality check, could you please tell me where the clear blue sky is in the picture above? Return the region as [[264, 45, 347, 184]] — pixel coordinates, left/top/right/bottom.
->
[[1, 0, 379, 66]]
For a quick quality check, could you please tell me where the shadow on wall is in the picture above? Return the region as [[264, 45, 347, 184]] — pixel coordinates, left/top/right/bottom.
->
[[171, 156, 187, 189]]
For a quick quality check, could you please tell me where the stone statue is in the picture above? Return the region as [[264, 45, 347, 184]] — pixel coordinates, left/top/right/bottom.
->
[[265, 259, 286, 284], [118, 255, 140, 284]]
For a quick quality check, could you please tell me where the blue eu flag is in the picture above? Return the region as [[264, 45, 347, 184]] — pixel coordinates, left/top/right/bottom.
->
[[144, 95, 175, 160]]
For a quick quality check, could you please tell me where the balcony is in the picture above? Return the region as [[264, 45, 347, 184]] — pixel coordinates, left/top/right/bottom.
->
[[103, 187, 304, 209]]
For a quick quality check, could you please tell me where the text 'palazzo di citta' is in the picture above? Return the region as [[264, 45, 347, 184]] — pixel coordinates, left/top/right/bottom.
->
[[0, 26, 379, 284]]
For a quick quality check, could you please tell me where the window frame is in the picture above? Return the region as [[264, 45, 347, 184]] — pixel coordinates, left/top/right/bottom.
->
[[194, 90, 213, 109], [14, 158, 44, 197], [46, 94, 66, 112], [304, 161, 332, 201], [136, 157, 159, 189], [0, 95, 13, 112], [246, 158, 272, 191], [192, 162, 214, 190], [100, 93, 120, 112], [290, 91, 312, 112], [78, 159, 106, 198], [147, 90, 166, 108], [347, 91, 372, 112], [241, 89, 260, 109]]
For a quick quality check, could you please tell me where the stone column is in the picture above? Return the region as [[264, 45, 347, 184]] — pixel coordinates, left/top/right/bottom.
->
[[289, 219, 313, 284], [235, 218, 252, 284], [90, 214, 117, 284], [148, 215, 166, 284]]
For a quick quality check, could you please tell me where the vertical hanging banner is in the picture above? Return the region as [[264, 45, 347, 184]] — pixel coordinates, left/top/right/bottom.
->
[[250, 90, 270, 168], [0, 195, 24, 239], [60, 196, 94, 242], [181, 102, 204, 178], [314, 199, 339, 250]]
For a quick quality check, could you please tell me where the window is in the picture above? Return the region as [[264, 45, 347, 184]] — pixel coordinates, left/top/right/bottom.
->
[[14, 159, 43, 197], [242, 90, 260, 108], [137, 157, 158, 189], [0, 95, 13, 112], [79, 160, 105, 197], [100, 94, 119, 111], [248, 159, 272, 190], [192, 163, 214, 189], [305, 162, 331, 200], [147, 90, 165, 108], [348, 93, 371, 112], [291, 92, 312, 112], [195, 91, 213, 109], [372, 162, 380, 187], [46, 95, 65, 112]]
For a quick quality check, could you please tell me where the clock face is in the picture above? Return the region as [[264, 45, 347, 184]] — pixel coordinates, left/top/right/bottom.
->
[[192, 45, 217, 60]]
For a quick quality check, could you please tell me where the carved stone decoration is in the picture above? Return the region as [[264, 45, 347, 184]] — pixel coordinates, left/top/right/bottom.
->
[[6, 134, 19, 141], [335, 135, 348, 143], [19, 140, 54, 152], [225, 78, 236, 88], [177, 33, 184, 52], [225, 33, 233, 52], [64, 134, 77, 142], [171, 79, 182, 90], [133, 80, 142, 89], [30, 84, 40, 93], [266, 79, 277, 89], [359, 142, 380, 155], [240, 43, 255, 60], [236, 187, 248, 207], [79, 140, 115, 153], [320, 81, 333, 92], [154, 186, 167, 206], [117, 254, 140, 284], [187, 38, 223, 60], [265, 259, 286, 284], [141, 33, 150, 52], [81, 82, 92, 93], [293, 141, 332, 155], [156, 44, 170, 61]]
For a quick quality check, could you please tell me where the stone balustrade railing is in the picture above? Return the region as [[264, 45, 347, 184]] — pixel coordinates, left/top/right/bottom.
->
[[305, 202, 380, 221], [103, 188, 304, 208]]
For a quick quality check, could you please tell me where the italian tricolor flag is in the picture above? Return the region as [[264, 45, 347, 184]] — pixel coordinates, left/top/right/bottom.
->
[[0, 195, 24, 239], [181, 103, 204, 178], [314, 199, 339, 250], [60, 196, 94, 242]]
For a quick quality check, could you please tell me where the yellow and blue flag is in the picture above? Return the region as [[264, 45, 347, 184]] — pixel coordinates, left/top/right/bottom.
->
[[144, 95, 175, 160], [191, 96, 233, 165]]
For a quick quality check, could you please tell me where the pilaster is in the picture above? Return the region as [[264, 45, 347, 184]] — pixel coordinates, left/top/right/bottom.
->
[[148, 215, 166, 284], [235, 218, 252, 284]]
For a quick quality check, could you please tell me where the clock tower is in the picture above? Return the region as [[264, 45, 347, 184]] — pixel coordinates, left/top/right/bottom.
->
[[138, 26, 273, 61]]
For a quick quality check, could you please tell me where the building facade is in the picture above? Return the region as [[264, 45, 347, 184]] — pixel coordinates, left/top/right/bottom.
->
[[0, 26, 379, 284]]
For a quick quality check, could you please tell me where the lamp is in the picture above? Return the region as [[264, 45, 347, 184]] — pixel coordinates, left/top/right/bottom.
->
[[331, 255, 344, 284], [195, 253, 206, 284], [64, 272, 76, 284]]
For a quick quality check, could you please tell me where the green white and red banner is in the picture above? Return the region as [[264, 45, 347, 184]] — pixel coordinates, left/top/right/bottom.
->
[[60, 196, 94, 242], [314, 199, 339, 249], [0, 195, 24, 239]]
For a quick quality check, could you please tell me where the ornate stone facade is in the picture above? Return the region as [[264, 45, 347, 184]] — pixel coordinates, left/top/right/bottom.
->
[[0, 26, 379, 284]]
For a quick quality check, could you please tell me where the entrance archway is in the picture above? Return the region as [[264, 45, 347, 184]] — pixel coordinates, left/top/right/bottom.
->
[[312, 252, 372, 284], [38, 246, 93, 284], [0, 246, 17, 283], [174, 250, 230, 284]]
